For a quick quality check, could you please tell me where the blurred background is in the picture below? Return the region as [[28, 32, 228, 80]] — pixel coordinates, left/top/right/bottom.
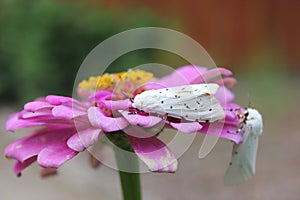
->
[[0, 0, 299, 199]]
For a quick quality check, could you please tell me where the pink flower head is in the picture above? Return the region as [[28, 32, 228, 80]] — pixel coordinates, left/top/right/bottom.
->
[[5, 66, 244, 176], [5, 95, 128, 176]]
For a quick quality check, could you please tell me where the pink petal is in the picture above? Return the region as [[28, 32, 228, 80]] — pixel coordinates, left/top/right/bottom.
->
[[37, 143, 78, 168], [52, 105, 87, 120], [214, 86, 235, 105], [5, 128, 75, 162], [192, 68, 233, 83], [88, 107, 129, 132], [199, 122, 243, 144], [224, 110, 239, 123], [223, 103, 244, 126], [13, 156, 37, 176], [119, 110, 162, 127], [213, 77, 237, 88], [24, 101, 53, 112], [144, 82, 165, 90], [19, 110, 52, 119], [51, 105, 73, 120], [222, 104, 241, 119], [19, 115, 59, 123], [88, 90, 112, 102], [102, 99, 132, 110], [154, 65, 208, 87], [67, 128, 101, 152], [6, 113, 45, 131], [45, 96, 87, 112], [46, 95, 76, 105], [168, 122, 203, 134], [176, 65, 208, 81], [126, 126, 178, 173]]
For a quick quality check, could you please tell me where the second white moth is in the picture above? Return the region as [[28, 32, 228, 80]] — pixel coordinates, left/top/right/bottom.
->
[[224, 108, 263, 186]]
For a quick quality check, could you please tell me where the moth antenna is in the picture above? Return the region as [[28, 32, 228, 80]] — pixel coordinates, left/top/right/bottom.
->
[[246, 92, 252, 108]]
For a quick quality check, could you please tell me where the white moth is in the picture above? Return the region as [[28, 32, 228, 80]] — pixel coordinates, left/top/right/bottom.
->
[[132, 83, 225, 122], [224, 108, 263, 186]]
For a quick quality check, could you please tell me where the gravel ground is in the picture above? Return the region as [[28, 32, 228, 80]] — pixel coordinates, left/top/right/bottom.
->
[[1, 99, 299, 200]]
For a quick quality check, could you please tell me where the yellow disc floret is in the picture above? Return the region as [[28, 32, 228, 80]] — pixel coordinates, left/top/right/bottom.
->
[[77, 69, 154, 99]]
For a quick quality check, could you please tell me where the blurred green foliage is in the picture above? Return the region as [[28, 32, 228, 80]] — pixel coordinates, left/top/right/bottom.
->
[[0, 0, 173, 104]]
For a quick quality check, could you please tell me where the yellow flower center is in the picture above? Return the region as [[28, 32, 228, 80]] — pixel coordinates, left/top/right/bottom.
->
[[77, 69, 154, 99]]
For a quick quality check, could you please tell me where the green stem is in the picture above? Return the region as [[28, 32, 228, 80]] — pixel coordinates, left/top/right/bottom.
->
[[109, 131, 142, 200], [114, 148, 142, 200]]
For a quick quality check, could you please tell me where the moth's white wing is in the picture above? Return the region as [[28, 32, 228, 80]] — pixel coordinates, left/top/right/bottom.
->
[[152, 83, 219, 99], [162, 94, 225, 122], [224, 126, 259, 186], [132, 83, 224, 122]]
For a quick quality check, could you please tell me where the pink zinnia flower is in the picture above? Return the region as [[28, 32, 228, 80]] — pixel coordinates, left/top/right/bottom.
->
[[5, 66, 243, 176]]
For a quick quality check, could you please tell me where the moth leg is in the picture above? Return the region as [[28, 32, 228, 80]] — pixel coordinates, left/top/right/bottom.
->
[[128, 108, 141, 115], [226, 128, 242, 135], [154, 127, 164, 137]]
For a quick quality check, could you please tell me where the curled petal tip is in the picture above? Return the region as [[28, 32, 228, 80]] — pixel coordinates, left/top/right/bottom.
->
[[214, 77, 237, 88], [219, 67, 233, 76], [224, 78, 237, 88], [40, 168, 58, 178], [90, 155, 102, 169]]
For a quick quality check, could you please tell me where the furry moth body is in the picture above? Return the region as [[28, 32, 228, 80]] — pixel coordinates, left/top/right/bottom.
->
[[224, 108, 263, 186], [132, 83, 225, 122]]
